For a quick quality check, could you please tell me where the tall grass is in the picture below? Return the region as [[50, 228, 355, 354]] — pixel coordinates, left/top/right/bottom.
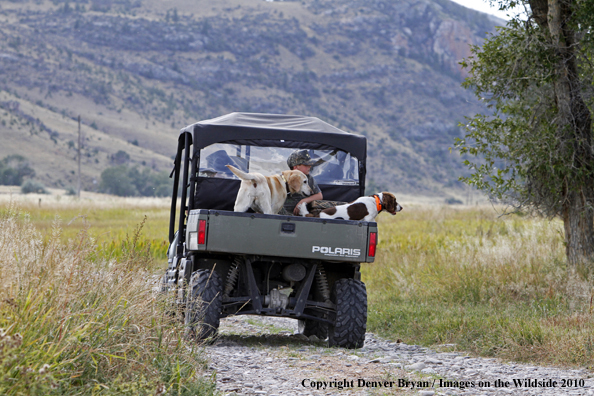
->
[[2, 197, 171, 262], [364, 205, 594, 367], [0, 203, 215, 395]]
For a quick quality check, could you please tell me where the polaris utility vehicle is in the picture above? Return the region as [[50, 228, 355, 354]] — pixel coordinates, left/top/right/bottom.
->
[[162, 112, 377, 348]]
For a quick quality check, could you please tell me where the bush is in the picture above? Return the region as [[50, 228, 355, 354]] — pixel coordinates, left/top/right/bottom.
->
[[111, 150, 130, 165], [99, 165, 172, 197], [445, 197, 463, 205], [0, 155, 35, 186], [21, 180, 48, 194], [99, 165, 138, 196]]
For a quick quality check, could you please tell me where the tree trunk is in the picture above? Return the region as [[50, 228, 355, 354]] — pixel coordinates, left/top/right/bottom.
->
[[563, 190, 594, 267]]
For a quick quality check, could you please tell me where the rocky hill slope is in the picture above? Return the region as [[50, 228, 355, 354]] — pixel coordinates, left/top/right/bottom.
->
[[0, 0, 502, 199]]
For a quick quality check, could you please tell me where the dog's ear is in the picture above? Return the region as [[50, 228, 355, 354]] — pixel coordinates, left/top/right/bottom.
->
[[382, 192, 397, 214], [287, 171, 305, 193], [282, 170, 300, 193]]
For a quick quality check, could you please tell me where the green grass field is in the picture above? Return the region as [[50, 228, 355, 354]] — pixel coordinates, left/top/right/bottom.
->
[[2, 197, 172, 264], [364, 205, 594, 368], [2, 197, 592, 396]]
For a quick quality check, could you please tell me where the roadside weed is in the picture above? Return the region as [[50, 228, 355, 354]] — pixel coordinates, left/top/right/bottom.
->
[[0, 202, 215, 395]]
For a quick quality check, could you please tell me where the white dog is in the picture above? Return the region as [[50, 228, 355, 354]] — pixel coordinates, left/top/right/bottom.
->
[[226, 165, 312, 215], [315, 192, 402, 222]]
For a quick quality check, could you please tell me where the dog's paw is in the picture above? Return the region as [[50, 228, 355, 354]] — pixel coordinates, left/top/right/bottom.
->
[[297, 202, 310, 216]]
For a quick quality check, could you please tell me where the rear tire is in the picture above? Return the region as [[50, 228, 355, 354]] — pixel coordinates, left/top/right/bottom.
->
[[185, 269, 223, 340], [298, 319, 328, 340], [328, 278, 367, 349]]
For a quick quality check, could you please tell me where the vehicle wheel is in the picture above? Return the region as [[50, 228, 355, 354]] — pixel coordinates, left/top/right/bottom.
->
[[328, 278, 367, 349], [298, 319, 328, 340], [185, 269, 223, 340]]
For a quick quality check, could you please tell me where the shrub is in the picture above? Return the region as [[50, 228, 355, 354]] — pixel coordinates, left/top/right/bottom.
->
[[99, 165, 172, 197], [99, 165, 139, 196], [21, 180, 48, 194], [0, 155, 35, 186], [111, 150, 130, 165], [445, 197, 463, 205]]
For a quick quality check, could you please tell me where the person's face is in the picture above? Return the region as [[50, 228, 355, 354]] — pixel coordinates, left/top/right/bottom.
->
[[294, 164, 311, 175]]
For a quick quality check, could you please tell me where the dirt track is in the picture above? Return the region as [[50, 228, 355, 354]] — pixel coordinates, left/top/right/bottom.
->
[[204, 316, 593, 396]]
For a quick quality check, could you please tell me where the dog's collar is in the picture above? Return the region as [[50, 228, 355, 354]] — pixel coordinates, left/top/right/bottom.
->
[[281, 174, 290, 193], [373, 194, 382, 212]]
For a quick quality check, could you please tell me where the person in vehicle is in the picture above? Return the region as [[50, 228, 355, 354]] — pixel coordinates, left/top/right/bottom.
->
[[281, 150, 323, 215]]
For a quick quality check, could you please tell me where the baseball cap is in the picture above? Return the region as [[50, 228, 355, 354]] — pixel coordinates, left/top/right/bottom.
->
[[287, 150, 316, 168]]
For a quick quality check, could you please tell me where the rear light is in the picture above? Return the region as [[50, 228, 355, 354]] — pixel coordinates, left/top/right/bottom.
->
[[368, 232, 377, 257], [198, 220, 206, 245]]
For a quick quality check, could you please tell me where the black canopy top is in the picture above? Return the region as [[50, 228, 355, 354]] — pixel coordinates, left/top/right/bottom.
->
[[180, 112, 367, 160]]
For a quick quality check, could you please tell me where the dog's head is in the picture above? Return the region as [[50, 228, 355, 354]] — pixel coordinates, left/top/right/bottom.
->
[[282, 169, 312, 195], [381, 192, 403, 215]]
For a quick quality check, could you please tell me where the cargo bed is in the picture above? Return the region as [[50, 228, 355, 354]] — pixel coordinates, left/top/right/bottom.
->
[[186, 209, 377, 263]]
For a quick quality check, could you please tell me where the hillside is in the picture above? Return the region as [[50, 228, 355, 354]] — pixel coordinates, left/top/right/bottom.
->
[[0, 0, 502, 200]]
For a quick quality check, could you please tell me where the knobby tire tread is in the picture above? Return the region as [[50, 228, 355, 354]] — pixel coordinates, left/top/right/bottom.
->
[[328, 278, 367, 349], [186, 269, 223, 340], [298, 319, 329, 340]]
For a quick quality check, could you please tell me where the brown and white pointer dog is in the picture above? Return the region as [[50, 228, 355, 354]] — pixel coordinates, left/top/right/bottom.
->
[[314, 192, 402, 222]]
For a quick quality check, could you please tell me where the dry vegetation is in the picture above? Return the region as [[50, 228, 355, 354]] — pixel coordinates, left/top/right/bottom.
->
[[0, 199, 214, 395], [365, 205, 594, 368], [2, 193, 593, 396]]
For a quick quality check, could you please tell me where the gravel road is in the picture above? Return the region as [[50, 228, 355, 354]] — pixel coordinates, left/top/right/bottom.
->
[[204, 316, 593, 396]]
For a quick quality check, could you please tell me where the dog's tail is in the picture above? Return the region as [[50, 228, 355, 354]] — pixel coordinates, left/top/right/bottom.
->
[[226, 165, 256, 181]]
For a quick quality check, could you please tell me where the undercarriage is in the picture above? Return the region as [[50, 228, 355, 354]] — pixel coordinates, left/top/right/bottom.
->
[[162, 253, 367, 348]]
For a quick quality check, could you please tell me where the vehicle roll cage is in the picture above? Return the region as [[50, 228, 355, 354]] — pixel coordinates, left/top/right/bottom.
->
[[169, 113, 368, 258]]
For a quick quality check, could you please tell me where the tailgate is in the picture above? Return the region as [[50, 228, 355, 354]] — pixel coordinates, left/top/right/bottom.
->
[[187, 210, 376, 263]]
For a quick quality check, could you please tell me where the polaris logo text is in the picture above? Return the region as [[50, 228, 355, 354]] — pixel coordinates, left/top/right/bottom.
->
[[312, 246, 361, 257]]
